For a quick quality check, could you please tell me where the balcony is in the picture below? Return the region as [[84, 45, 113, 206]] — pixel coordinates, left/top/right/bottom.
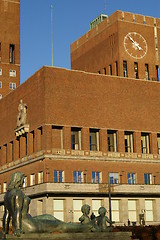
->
[[0, 183, 160, 204]]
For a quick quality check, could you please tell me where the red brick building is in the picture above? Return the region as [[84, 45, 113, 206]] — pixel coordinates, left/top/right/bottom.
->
[[0, 0, 20, 99], [0, 7, 160, 226]]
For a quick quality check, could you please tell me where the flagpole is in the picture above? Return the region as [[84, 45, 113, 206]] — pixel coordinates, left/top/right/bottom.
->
[[51, 1, 53, 66]]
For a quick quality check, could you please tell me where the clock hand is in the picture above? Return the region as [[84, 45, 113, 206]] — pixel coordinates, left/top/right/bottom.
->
[[128, 35, 143, 51], [134, 42, 143, 51]]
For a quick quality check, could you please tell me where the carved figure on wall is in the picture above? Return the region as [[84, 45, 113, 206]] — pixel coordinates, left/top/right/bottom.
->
[[96, 207, 113, 232], [2, 172, 95, 237], [79, 204, 91, 224], [17, 99, 27, 127]]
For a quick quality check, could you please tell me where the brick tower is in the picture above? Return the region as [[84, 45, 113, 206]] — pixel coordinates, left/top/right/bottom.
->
[[0, 0, 20, 99]]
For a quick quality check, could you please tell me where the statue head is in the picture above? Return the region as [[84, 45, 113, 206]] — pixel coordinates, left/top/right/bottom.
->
[[98, 207, 107, 216], [7, 172, 25, 191], [81, 204, 90, 215]]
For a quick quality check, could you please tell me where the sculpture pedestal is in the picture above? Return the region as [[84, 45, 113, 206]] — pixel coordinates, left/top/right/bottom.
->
[[2, 232, 132, 240]]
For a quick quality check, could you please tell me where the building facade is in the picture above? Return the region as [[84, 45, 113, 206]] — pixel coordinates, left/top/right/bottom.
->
[[0, 0, 20, 99], [71, 10, 160, 81], [0, 8, 160, 227]]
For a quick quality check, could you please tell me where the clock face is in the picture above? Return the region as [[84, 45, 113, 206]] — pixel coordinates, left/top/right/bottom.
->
[[124, 32, 147, 59]]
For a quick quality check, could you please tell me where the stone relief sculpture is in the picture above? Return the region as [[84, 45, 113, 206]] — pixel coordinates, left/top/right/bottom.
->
[[2, 172, 113, 237], [17, 99, 27, 127]]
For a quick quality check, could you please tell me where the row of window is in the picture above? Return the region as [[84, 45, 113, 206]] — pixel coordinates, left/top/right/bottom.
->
[[54, 171, 155, 185], [123, 61, 155, 80], [1, 171, 154, 193], [72, 128, 160, 154], [0, 82, 16, 89], [36, 199, 154, 223], [1, 127, 160, 164], [0, 69, 16, 77], [0, 198, 154, 224], [98, 61, 160, 81], [70, 199, 153, 223], [0, 43, 15, 64]]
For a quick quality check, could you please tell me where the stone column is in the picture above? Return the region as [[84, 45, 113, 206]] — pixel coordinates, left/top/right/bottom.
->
[[117, 130, 125, 153], [81, 128, 89, 151], [100, 129, 107, 153], [27, 132, 34, 155], [20, 136, 26, 158], [150, 132, 157, 154], [43, 197, 53, 215], [0, 145, 7, 165], [66, 197, 73, 222], [120, 198, 128, 225], [138, 198, 145, 222], [43, 125, 52, 152], [134, 132, 141, 154], [7, 142, 13, 163], [63, 126, 71, 150], [14, 138, 20, 161]]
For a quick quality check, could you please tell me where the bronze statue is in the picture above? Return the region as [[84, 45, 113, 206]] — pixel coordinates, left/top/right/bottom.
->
[[3, 172, 95, 237], [96, 207, 113, 232], [79, 204, 91, 224]]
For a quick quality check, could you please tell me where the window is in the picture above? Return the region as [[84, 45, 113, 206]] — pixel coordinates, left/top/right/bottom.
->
[[0, 69, 2, 76], [123, 60, 128, 77], [89, 129, 100, 151], [38, 171, 43, 184], [111, 200, 120, 222], [24, 136, 27, 155], [156, 65, 159, 81], [31, 131, 35, 153], [125, 131, 134, 153], [145, 64, 149, 80], [145, 200, 153, 221], [71, 128, 81, 150], [0, 94, 2, 100], [9, 44, 15, 63], [37, 200, 43, 215], [3, 182, 7, 193], [54, 170, 64, 183], [30, 174, 35, 186], [157, 134, 160, 154], [92, 199, 102, 216], [128, 200, 137, 222], [109, 172, 119, 184], [92, 172, 102, 183], [107, 130, 117, 152], [9, 82, 16, 89], [109, 65, 112, 75], [127, 173, 136, 184], [73, 199, 83, 222], [115, 61, 118, 76], [73, 171, 83, 183], [9, 70, 16, 77], [134, 62, 139, 79], [23, 176, 27, 188], [141, 133, 150, 154], [10, 141, 14, 161], [144, 173, 152, 185], [0, 82, 2, 88], [104, 67, 106, 75], [53, 199, 64, 221]]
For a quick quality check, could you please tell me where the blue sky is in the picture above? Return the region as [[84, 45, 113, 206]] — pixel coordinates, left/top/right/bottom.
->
[[20, 0, 160, 83]]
